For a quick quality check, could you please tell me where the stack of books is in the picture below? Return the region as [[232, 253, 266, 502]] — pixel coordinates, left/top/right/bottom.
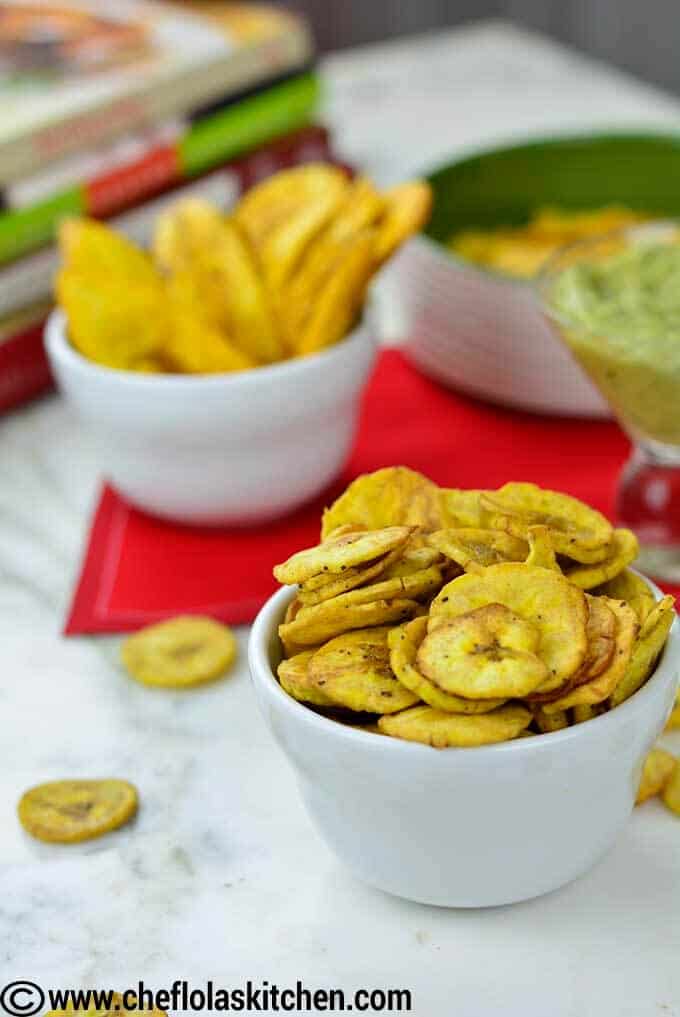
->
[[0, 0, 331, 413]]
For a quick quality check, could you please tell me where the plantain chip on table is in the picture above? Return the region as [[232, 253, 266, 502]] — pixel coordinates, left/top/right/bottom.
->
[[271, 467, 677, 761], [56, 165, 432, 374]]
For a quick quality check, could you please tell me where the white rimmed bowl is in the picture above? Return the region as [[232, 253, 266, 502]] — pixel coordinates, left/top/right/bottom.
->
[[45, 309, 377, 526], [249, 579, 679, 907]]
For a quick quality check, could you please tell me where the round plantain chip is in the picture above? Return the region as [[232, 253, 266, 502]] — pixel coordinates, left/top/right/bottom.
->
[[544, 598, 638, 712], [427, 528, 527, 574], [417, 604, 549, 699], [480, 482, 613, 563], [322, 564, 443, 609], [308, 627, 419, 713], [597, 568, 655, 624], [609, 595, 676, 708], [278, 597, 420, 649], [18, 779, 138, 844], [297, 544, 408, 606], [563, 529, 639, 590], [321, 466, 445, 536], [636, 748, 677, 805], [278, 651, 335, 707], [373, 180, 433, 265], [439, 489, 489, 528], [429, 563, 588, 692], [377, 702, 531, 748], [532, 706, 569, 733], [388, 618, 506, 714], [273, 526, 414, 585], [571, 703, 604, 724], [121, 616, 237, 688]]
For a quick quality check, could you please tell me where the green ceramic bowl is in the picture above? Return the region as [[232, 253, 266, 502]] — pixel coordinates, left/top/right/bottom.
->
[[393, 132, 680, 416]]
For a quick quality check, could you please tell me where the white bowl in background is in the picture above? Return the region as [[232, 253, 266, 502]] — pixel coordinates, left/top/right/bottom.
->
[[249, 579, 678, 907], [385, 235, 609, 418], [45, 310, 377, 526]]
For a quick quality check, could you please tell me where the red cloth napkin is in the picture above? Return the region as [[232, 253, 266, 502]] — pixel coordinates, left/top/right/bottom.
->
[[66, 349, 634, 635]]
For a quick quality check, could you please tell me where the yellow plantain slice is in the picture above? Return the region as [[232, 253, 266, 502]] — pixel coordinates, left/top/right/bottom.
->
[[60, 218, 160, 287], [165, 275, 257, 373], [636, 748, 677, 805], [48, 992, 167, 1016], [235, 164, 349, 248], [278, 650, 335, 707], [308, 627, 418, 713], [121, 616, 237, 688], [610, 595, 676, 707], [532, 706, 569, 733], [373, 180, 433, 265], [544, 599, 638, 712], [278, 598, 420, 649], [572, 704, 604, 724], [296, 546, 405, 606], [661, 761, 680, 816], [285, 177, 385, 328], [598, 568, 655, 624], [316, 564, 442, 608], [378, 702, 531, 748], [381, 546, 442, 578], [525, 525, 560, 571], [321, 467, 445, 536], [427, 528, 527, 574], [563, 529, 639, 590], [429, 563, 588, 692], [297, 230, 377, 355], [273, 526, 414, 585], [153, 198, 225, 275], [388, 618, 506, 714], [18, 779, 138, 843], [480, 482, 613, 563], [260, 186, 349, 293], [439, 489, 489, 528], [417, 604, 548, 699]]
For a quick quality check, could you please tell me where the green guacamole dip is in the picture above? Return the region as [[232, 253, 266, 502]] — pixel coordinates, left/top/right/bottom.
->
[[550, 240, 680, 445]]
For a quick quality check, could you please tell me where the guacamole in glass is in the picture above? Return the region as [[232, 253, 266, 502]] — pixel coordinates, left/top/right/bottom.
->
[[548, 235, 680, 446]]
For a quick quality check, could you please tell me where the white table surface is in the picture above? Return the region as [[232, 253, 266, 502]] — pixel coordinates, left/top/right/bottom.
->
[[2, 21, 680, 1017]]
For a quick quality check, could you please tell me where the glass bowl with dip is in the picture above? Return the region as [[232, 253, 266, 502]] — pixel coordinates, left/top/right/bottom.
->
[[539, 221, 680, 582]]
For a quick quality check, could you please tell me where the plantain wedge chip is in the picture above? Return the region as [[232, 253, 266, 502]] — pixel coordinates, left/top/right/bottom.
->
[[417, 604, 549, 699], [18, 779, 138, 843], [296, 230, 377, 356], [429, 563, 588, 692], [373, 181, 433, 265], [610, 595, 676, 707], [636, 748, 677, 805], [278, 651, 335, 707], [563, 528, 639, 590], [308, 627, 418, 713], [274, 526, 414, 585], [322, 467, 445, 536], [153, 198, 224, 275], [121, 616, 237, 688], [389, 618, 506, 714], [278, 597, 420, 649], [480, 482, 613, 563], [378, 702, 531, 748], [544, 599, 638, 712], [427, 528, 527, 574]]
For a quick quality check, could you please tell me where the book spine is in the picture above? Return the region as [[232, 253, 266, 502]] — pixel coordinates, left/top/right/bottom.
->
[[0, 318, 52, 415], [0, 17, 314, 188], [0, 126, 335, 411], [0, 71, 321, 267]]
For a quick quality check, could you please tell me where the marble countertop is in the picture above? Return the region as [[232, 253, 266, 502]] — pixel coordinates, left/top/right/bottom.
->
[[3, 21, 680, 1017]]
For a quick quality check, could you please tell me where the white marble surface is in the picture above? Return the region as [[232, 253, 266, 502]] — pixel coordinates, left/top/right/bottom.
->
[[2, 21, 680, 1016]]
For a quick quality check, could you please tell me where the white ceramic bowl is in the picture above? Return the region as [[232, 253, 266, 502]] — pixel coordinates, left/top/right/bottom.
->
[[45, 310, 376, 526], [387, 235, 609, 418], [249, 580, 679, 908]]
